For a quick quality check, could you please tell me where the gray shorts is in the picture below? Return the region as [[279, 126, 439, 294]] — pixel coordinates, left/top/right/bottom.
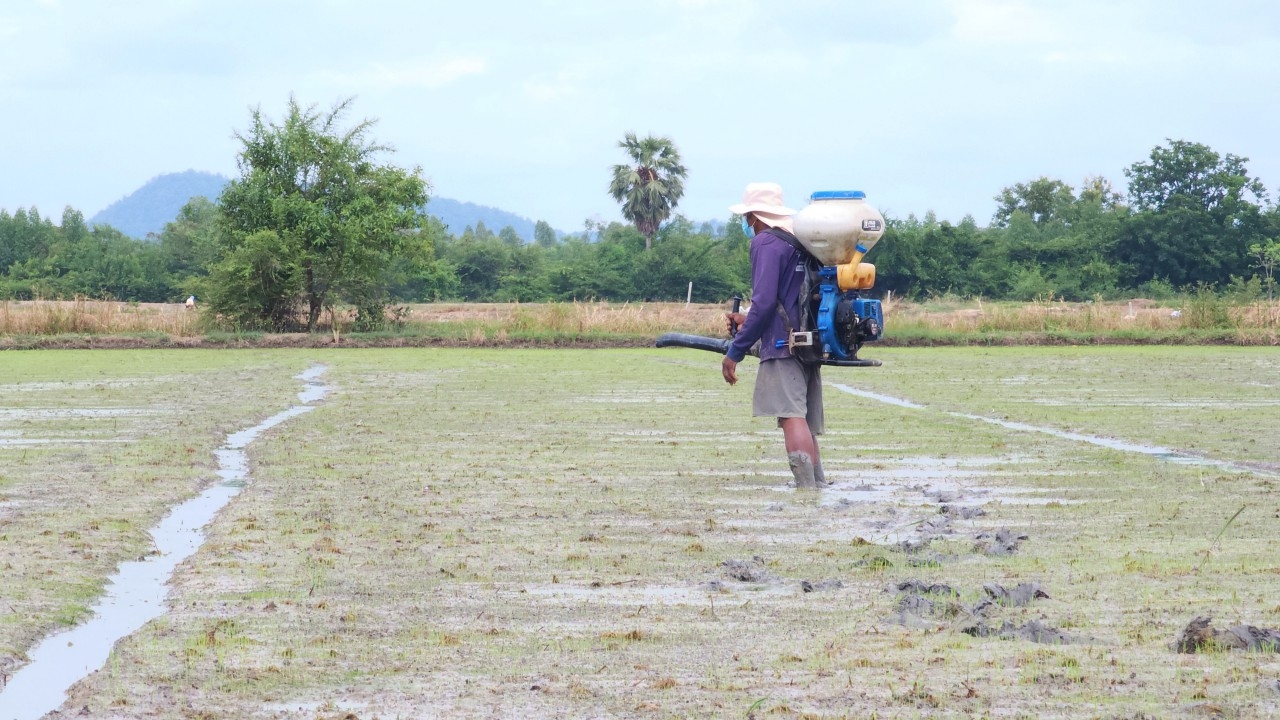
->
[[752, 357, 824, 435]]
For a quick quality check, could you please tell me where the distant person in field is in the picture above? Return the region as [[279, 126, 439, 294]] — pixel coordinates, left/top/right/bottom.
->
[[721, 183, 827, 490], [185, 296, 196, 310]]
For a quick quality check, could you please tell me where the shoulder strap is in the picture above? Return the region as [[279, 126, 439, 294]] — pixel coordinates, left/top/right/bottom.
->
[[762, 228, 819, 338], [761, 227, 816, 264]]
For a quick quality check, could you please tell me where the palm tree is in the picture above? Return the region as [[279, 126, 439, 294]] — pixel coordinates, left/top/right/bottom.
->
[[609, 132, 687, 250]]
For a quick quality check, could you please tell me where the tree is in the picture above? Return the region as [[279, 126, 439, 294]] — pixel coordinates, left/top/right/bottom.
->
[[158, 196, 221, 290], [1078, 175, 1124, 210], [1124, 139, 1265, 214], [209, 97, 430, 330], [1250, 238, 1280, 301], [534, 220, 558, 248], [498, 225, 521, 246], [609, 132, 687, 250], [992, 177, 1075, 227], [1117, 140, 1268, 288]]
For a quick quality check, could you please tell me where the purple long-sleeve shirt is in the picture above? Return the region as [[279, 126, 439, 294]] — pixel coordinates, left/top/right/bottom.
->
[[726, 228, 808, 363]]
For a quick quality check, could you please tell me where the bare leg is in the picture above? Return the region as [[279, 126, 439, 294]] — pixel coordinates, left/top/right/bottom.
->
[[781, 417, 817, 457]]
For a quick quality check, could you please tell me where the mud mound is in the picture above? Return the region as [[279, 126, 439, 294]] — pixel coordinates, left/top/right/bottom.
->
[[982, 582, 1049, 607], [963, 619, 1085, 645], [1173, 616, 1280, 653], [720, 557, 775, 584], [975, 528, 1028, 556], [887, 578, 1078, 644], [800, 579, 843, 593]]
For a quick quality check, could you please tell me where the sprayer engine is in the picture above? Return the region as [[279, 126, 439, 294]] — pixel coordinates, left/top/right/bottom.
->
[[816, 267, 883, 363]]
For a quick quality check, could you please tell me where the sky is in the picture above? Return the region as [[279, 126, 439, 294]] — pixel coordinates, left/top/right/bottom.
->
[[2, 0, 1278, 233]]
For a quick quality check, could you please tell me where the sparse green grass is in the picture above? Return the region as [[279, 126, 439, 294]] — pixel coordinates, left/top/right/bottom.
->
[[2, 347, 1279, 718]]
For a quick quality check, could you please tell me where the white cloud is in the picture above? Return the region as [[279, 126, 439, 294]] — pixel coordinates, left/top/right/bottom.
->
[[946, 0, 1059, 44], [329, 56, 487, 91], [523, 72, 579, 103]]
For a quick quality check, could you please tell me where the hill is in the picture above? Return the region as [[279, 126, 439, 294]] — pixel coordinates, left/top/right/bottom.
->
[[90, 172, 560, 241], [90, 170, 229, 239], [425, 197, 547, 240]]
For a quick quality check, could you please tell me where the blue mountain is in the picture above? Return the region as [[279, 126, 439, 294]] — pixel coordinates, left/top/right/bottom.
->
[[91, 170, 228, 239], [424, 197, 546, 241], [89, 171, 562, 241]]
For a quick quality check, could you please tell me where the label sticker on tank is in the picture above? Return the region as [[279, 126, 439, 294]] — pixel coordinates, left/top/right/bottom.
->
[[862, 219, 883, 231]]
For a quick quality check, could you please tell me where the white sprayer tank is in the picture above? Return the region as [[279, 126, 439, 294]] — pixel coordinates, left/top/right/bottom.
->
[[792, 191, 886, 266]]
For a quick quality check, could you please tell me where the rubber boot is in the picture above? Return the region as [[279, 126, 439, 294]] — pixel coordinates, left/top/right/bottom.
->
[[788, 451, 817, 490], [814, 461, 831, 488]]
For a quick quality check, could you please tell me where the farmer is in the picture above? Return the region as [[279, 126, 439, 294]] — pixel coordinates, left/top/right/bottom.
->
[[721, 183, 827, 489]]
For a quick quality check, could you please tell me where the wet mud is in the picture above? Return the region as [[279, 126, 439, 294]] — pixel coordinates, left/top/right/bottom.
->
[[888, 578, 1081, 644], [1173, 617, 1280, 653], [829, 384, 1280, 479], [800, 579, 844, 593], [975, 527, 1030, 556], [720, 557, 776, 584], [962, 619, 1087, 645], [0, 366, 329, 720]]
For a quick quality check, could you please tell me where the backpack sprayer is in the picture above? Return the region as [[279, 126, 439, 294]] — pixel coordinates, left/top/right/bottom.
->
[[656, 190, 886, 367]]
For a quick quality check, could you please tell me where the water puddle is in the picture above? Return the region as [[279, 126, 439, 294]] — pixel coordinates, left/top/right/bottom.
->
[[950, 413, 1274, 476], [0, 366, 329, 720], [829, 384, 925, 409], [829, 384, 1277, 477]]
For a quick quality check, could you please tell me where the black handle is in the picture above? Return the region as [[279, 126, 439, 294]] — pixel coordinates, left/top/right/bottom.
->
[[730, 295, 742, 337]]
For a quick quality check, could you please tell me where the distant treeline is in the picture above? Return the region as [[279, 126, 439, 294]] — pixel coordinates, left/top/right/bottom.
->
[[2, 139, 1278, 306]]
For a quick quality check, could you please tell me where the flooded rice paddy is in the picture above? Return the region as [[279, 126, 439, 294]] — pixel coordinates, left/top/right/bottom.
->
[[1, 346, 1278, 719], [0, 367, 328, 718]]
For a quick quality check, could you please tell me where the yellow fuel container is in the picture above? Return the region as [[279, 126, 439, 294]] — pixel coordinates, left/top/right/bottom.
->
[[836, 262, 875, 291]]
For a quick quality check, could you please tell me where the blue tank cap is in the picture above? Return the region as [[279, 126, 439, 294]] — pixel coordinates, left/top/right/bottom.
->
[[810, 190, 866, 201]]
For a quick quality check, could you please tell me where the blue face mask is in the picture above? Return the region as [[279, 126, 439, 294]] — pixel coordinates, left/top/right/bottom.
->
[[741, 217, 754, 236]]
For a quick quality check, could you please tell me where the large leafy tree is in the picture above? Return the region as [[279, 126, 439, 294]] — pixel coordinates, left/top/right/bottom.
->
[[991, 176, 1075, 227], [208, 97, 430, 330], [609, 132, 687, 250], [1125, 139, 1265, 213], [1117, 139, 1268, 287]]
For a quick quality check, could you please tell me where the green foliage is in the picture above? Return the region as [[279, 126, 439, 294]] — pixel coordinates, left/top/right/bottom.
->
[[208, 97, 431, 330], [1249, 238, 1280, 300], [1117, 139, 1267, 288], [0, 208, 171, 301], [534, 220, 558, 248], [157, 196, 221, 287], [1181, 283, 1234, 329], [1223, 274, 1263, 303], [1135, 277, 1178, 300], [200, 230, 299, 329], [609, 132, 687, 249], [2, 136, 1277, 312], [992, 176, 1075, 227], [1125, 139, 1266, 213]]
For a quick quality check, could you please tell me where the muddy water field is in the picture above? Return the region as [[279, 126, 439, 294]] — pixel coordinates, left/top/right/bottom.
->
[[1, 346, 1279, 719]]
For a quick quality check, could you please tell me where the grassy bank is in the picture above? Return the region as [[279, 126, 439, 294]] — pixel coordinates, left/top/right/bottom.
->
[[3, 298, 1279, 348], [3, 347, 1278, 717]]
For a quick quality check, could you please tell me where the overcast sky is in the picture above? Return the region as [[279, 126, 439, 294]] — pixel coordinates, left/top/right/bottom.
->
[[2, 0, 1277, 232]]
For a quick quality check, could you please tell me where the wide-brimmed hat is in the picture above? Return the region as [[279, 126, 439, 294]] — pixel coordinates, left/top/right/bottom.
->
[[728, 182, 796, 217]]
